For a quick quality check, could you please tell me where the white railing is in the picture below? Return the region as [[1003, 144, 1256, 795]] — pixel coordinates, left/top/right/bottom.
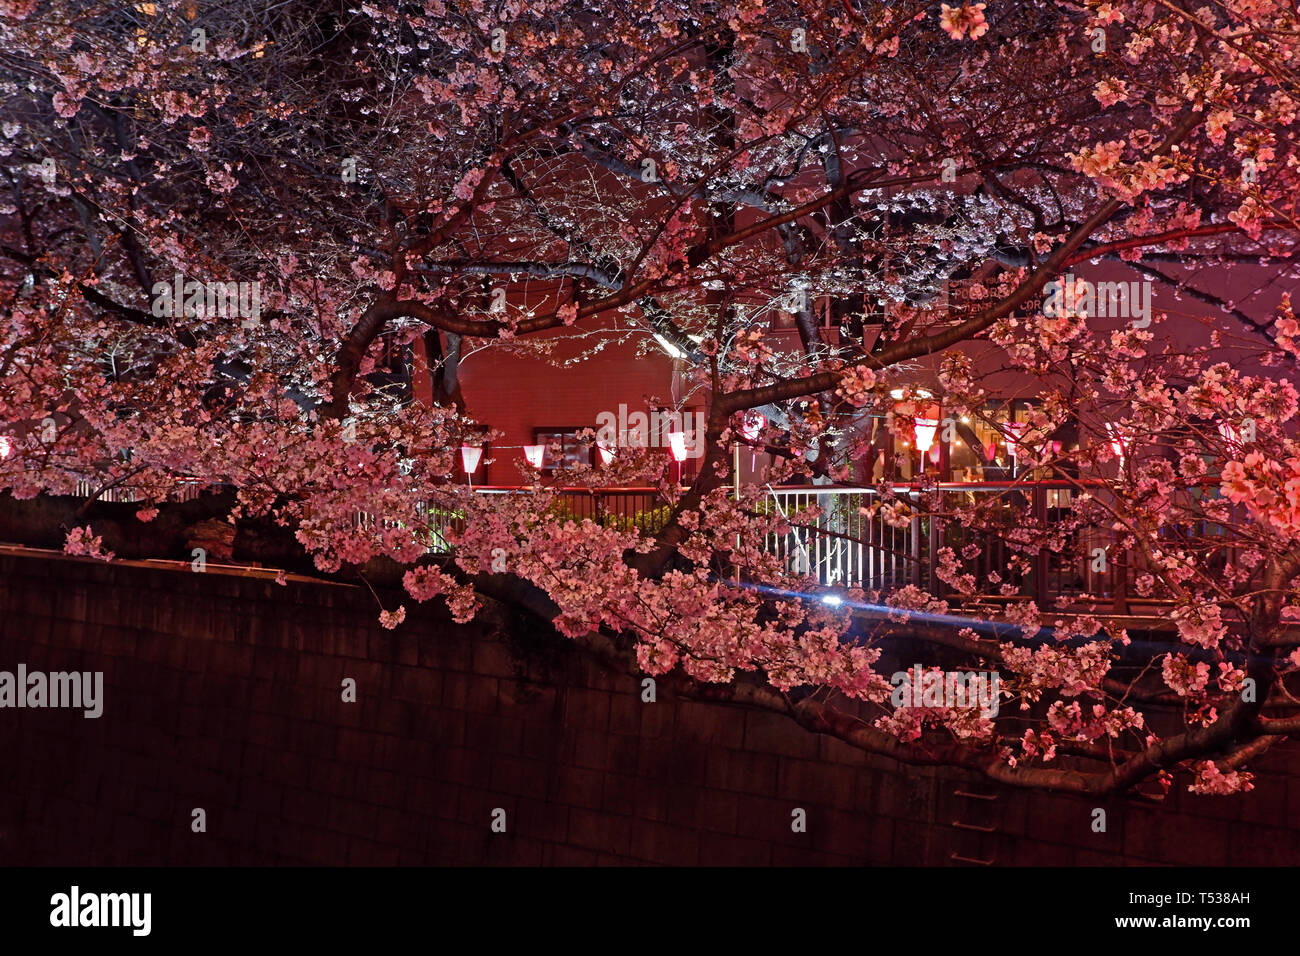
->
[[763, 486, 912, 589], [67, 477, 1164, 603], [74, 479, 206, 503]]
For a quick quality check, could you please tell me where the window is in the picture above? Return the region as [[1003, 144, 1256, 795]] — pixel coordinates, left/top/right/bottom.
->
[[533, 427, 589, 476]]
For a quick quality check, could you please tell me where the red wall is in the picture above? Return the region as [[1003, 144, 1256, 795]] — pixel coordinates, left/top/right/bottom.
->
[[457, 327, 680, 485]]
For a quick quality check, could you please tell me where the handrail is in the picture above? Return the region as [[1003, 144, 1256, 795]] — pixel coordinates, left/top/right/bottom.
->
[[69, 478, 1224, 603], [417, 479, 1216, 493]]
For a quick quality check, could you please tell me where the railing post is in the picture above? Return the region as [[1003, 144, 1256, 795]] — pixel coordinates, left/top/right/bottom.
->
[[1111, 545, 1130, 615], [910, 494, 922, 589], [1033, 484, 1049, 607], [928, 490, 942, 598]]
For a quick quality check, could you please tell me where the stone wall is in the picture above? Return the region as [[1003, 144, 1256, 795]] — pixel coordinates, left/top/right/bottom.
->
[[0, 551, 1295, 865]]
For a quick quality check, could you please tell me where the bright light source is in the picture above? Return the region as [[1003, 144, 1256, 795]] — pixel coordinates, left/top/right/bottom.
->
[[667, 430, 688, 462], [653, 332, 685, 359], [1104, 422, 1125, 460], [889, 387, 932, 401], [1005, 421, 1026, 459], [914, 418, 939, 454], [523, 445, 545, 468], [821, 594, 843, 606], [460, 445, 483, 474], [0, 436, 10, 459]]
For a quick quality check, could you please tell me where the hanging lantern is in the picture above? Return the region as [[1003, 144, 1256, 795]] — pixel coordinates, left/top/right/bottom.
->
[[1005, 421, 1026, 460], [740, 411, 766, 471], [1105, 422, 1124, 460], [523, 444, 545, 468], [460, 445, 483, 474], [913, 418, 939, 455], [667, 430, 689, 462]]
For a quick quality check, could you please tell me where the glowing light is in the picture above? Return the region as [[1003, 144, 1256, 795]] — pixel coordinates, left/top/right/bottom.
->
[[1005, 421, 1026, 459], [523, 445, 545, 468], [821, 594, 843, 606], [914, 418, 939, 454], [653, 332, 685, 359], [1105, 422, 1125, 460], [667, 430, 688, 462], [740, 411, 766, 442], [0, 436, 10, 459], [460, 445, 483, 474]]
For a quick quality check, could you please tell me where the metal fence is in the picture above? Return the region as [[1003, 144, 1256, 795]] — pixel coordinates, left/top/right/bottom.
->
[[370, 487, 669, 549], [374, 481, 1226, 608], [762, 482, 1229, 610], [69, 476, 1222, 608], [74, 479, 205, 503]]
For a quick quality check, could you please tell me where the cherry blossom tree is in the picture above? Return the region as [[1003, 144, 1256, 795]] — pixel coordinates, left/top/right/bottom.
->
[[3, 0, 1300, 798]]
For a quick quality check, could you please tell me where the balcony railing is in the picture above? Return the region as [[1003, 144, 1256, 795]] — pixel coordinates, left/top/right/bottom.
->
[[355, 481, 1225, 611], [66, 476, 1219, 612], [73, 478, 206, 503]]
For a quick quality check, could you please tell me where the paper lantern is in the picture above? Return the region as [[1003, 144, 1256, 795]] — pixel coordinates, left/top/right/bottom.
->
[[523, 445, 545, 468], [1104, 423, 1124, 460], [913, 418, 939, 455], [740, 411, 766, 442], [1005, 421, 1026, 459], [460, 445, 483, 474], [666, 430, 688, 462]]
